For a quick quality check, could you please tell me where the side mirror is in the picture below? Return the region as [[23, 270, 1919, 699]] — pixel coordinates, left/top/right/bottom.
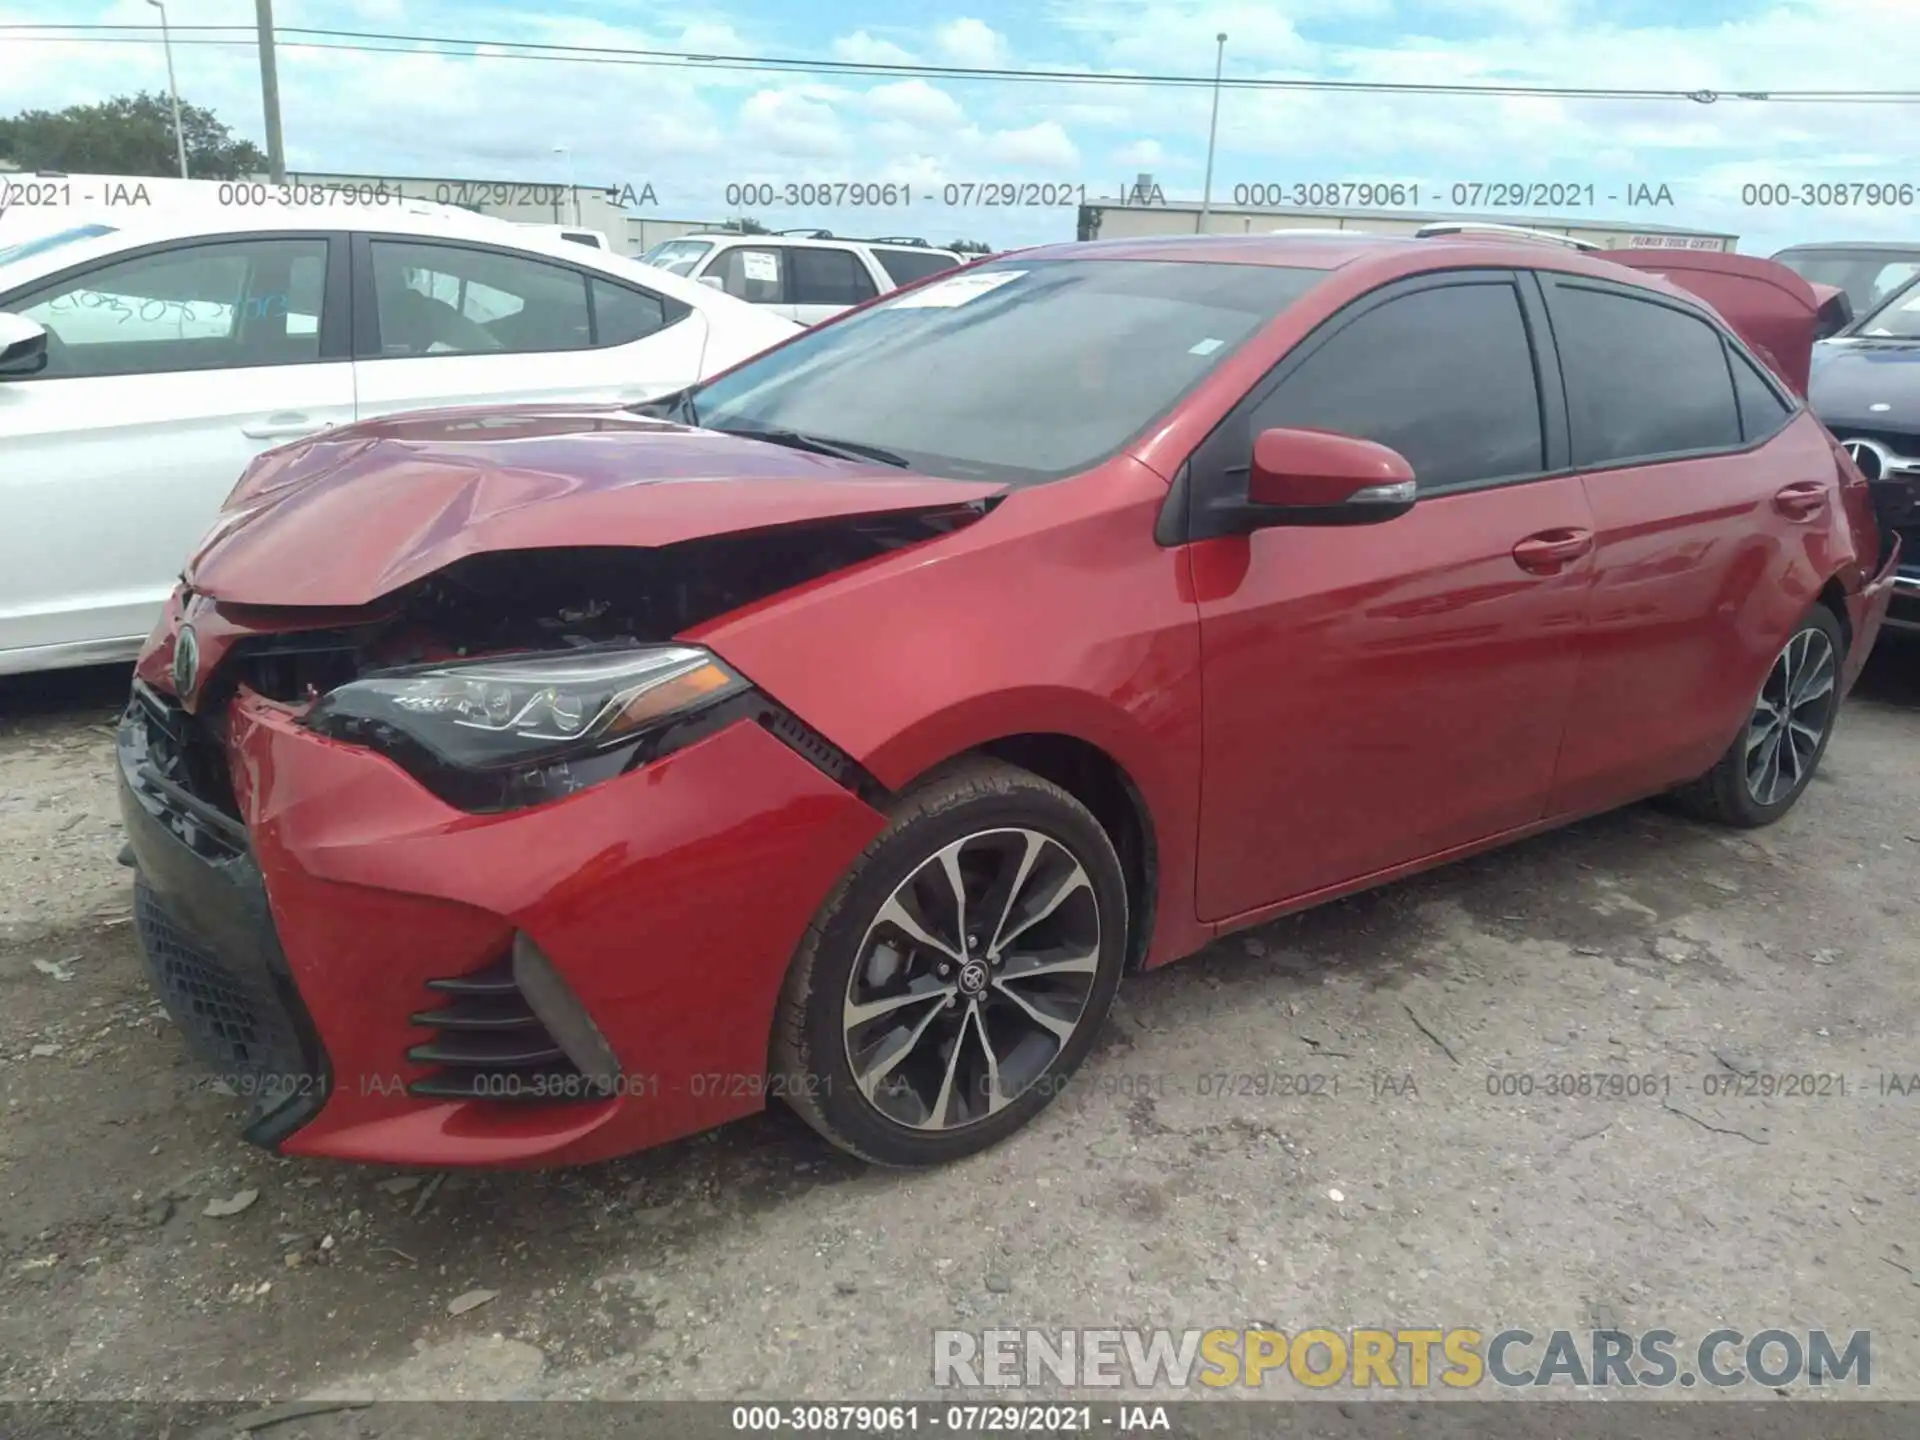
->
[[0, 313, 49, 378], [697, 274, 725, 292], [1240, 427, 1417, 527], [1812, 285, 1852, 341]]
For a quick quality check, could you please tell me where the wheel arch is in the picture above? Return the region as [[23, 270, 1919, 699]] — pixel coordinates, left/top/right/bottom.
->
[[1816, 573, 1853, 656], [856, 689, 1194, 976]]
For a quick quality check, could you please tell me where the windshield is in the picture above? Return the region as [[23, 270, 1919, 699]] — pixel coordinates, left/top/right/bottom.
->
[[640, 239, 714, 276], [1775, 248, 1920, 314], [690, 258, 1326, 484], [0, 222, 117, 269], [1850, 271, 1920, 340]]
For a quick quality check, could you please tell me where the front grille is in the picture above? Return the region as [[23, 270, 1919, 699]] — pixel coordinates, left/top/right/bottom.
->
[[407, 959, 601, 1103], [136, 880, 320, 1122]]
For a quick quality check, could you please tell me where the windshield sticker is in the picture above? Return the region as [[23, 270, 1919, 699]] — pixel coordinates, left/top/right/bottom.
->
[[888, 270, 1027, 309], [741, 250, 780, 283], [1188, 337, 1225, 355]]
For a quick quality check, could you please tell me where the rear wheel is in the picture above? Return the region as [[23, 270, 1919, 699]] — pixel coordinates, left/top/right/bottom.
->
[[1672, 606, 1844, 828], [773, 759, 1127, 1166]]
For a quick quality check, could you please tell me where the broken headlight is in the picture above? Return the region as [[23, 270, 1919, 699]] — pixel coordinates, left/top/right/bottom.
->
[[304, 645, 749, 810]]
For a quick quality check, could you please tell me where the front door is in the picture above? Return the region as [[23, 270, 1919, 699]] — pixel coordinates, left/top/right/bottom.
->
[[0, 233, 350, 664], [1189, 273, 1594, 920]]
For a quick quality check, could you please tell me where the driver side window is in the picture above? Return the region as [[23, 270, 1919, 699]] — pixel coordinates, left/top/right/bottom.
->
[[368, 240, 592, 357], [10, 237, 329, 378]]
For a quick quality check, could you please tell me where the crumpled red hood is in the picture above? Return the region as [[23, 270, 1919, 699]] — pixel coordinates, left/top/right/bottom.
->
[[185, 404, 1006, 608]]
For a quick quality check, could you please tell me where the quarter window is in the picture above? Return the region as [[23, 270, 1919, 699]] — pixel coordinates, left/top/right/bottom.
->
[[11, 237, 329, 378], [1250, 281, 1545, 492], [1549, 282, 1742, 465], [790, 248, 878, 307], [591, 278, 671, 346], [1729, 347, 1792, 442]]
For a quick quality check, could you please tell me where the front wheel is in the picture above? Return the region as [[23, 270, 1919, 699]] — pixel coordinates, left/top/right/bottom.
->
[[1672, 605, 1844, 828], [772, 759, 1128, 1166]]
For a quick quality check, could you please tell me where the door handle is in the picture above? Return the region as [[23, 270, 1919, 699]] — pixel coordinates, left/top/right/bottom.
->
[[1511, 527, 1594, 575], [241, 413, 328, 440], [1772, 481, 1828, 520]]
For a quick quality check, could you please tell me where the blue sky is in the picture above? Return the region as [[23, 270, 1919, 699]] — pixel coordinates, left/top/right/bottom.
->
[[5, 0, 1918, 253]]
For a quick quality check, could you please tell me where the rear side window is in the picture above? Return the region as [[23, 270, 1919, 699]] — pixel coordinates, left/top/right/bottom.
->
[[591, 278, 683, 346], [790, 247, 878, 307], [872, 248, 961, 286], [1549, 283, 1742, 466], [1251, 280, 1544, 493], [1730, 348, 1792, 441]]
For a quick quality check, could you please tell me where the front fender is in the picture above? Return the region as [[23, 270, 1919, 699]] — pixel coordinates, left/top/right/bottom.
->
[[696, 461, 1210, 967]]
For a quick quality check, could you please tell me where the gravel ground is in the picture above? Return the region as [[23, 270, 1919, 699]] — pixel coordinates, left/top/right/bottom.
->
[[1, 638, 1917, 1415]]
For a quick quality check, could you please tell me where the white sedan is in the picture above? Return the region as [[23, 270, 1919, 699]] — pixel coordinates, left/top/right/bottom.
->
[[0, 202, 801, 675]]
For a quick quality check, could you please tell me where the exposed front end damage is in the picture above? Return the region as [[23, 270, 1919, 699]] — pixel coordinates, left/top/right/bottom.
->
[[117, 505, 995, 1164]]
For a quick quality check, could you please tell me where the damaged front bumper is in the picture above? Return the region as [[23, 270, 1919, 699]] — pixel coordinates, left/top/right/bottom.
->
[[118, 677, 888, 1167]]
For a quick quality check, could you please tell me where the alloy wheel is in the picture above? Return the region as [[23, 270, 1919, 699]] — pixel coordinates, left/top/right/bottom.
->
[[1744, 627, 1837, 807], [841, 827, 1102, 1131]]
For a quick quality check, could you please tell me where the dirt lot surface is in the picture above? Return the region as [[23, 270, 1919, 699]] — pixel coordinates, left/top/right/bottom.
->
[[2, 639, 1918, 1419]]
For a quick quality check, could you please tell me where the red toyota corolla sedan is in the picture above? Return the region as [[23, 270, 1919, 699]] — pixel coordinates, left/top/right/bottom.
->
[[119, 232, 1902, 1169]]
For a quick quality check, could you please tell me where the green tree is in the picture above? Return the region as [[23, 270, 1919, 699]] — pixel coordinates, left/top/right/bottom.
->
[[0, 93, 267, 179], [948, 239, 993, 253], [721, 216, 771, 234]]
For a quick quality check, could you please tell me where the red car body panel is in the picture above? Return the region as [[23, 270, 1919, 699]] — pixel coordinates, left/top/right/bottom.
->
[[117, 233, 1900, 1166], [225, 692, 886, 1166]]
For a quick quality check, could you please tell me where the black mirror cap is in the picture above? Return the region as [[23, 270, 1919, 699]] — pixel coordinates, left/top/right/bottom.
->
[[0, 317, 49, 377]]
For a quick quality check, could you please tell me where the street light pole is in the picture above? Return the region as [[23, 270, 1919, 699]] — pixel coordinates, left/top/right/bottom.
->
[[147, 0, 189, 179], [256, 0, 287, 182], [553, 145, 582, 225], [1197, 31, 1227, 234]]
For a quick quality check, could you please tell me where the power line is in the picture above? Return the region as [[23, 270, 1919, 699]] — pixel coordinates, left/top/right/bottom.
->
[[4, 23, 1917, 103]]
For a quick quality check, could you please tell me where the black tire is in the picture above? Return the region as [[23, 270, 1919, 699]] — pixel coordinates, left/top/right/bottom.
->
[[1670, 605, 1845, 828], [772, 757, 1128, 1166]]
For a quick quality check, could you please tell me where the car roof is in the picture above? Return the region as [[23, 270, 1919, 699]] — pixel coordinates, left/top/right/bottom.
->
[[669, 232, 961, 255], [1003, 231, 1713, 298], [0, 200, 781, 320]]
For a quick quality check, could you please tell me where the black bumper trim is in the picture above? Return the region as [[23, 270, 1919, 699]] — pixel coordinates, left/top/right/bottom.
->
[[117, 698, 331, 1149]]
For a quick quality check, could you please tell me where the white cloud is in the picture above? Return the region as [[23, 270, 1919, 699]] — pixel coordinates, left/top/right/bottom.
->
[[861, 80, 966, 131], [736, 89, 851, 161], [1115, 138, 1168, 167], [983, 121, 1082, 168], [832, 31, 917, 66], [935, 18, 1012, 68]]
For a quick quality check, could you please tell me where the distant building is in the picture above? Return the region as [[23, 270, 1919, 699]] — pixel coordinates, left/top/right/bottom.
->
[[1076, 181, 1738, 253]]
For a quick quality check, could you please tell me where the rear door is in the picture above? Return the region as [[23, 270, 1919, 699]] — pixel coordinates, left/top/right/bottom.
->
[[0, 231, 350, 664], [787, 246, 880, 324], [1536, 270, 1832, 816], [1189, 271, 1595, 919], [349, 234, 705, 419]]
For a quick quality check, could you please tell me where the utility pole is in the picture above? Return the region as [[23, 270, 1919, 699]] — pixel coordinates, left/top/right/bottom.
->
[[1197, 32, 1227, 234], [147, 0, 189, 178], [256, 0, 286, 181]]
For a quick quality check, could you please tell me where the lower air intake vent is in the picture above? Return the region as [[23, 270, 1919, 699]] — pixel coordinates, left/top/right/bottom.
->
[[407, 959, 603, 1103]]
